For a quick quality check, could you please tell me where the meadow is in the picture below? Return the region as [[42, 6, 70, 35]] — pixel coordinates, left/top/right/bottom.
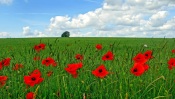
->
[[0, 37, 175, 99]]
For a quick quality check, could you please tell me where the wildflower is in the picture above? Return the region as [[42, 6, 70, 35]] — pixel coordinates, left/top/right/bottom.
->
[[1, 58, 11, 66], [24, 69, 44, 87], [47, 71, 53, 77], [172, 49, 175, 54], [65, 62, 83, 78], [75, 54, 83, 60], [130, 63, 145, 76], [96, 44, 102, 50], [33, 56, 40, 61], [92, 65, 109, 78], [0, 76, 8, 88], [168, 58, 175, 66], [133, 53, 147, 64], [13, 63, 23, 70], [42, 57, 57, 67], [144, 50, 153, 60], [34, 43, 46, 52], [102, 51, 114, 61], [144, 44, 148, 48], [0, 62, 3, 70], [26, 92, 34, 99]]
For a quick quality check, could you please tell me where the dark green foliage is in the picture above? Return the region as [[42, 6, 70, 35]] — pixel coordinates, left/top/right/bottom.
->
[[61, 31, 70, 37]]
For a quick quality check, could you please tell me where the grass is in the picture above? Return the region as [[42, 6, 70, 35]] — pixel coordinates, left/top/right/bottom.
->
[[0, 37, 175, 99]]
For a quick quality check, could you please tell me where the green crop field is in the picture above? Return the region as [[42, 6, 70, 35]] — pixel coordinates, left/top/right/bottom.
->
[[0, 37, 175, 99]]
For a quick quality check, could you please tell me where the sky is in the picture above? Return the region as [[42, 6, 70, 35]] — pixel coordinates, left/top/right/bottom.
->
[[0, 0, 175, 38]]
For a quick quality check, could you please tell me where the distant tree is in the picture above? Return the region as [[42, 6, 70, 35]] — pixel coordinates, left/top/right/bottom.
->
[[61, 31, 70, 37]]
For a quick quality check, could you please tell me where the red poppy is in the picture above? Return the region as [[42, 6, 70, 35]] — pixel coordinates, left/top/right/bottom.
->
[[172, 49, 175, 54], [26, 92, 34, 99], [0, 62, 3, 70], [1, 58, 11, 66], [96, 44, 102, 50], [102, 51, 114, 61], [24, 69, 44, 87], [42, 57, 56, 67], [34, 43, 46, 52], [13, 63, 23, 71], [0, 76, 8, 88], [130, 63, 145, 76], [65, 62, 83, 78], [133, 53, 147, 64], [143, 64, 149, 71], [33, 56, 40, 61], [92, 65, 109, 78], [75, 54, 83, 60], [168, 65, 173, 70], [47, 71, 53, 77], [168, 58, 175, 66], [144, 50, 153, 60]]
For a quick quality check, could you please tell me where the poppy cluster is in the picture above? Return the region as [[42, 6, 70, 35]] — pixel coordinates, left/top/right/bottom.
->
[[1, 42, 175, 99], [130, 50, 153, 76], [0, 57, 11, 70], [24, 69, 44, 87], [34, 43, 46, 52], [65, 62, 83, 78]]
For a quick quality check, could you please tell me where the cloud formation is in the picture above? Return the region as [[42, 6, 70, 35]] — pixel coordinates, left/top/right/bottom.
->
[[47, 0, 175, 38], [22, 26, 47, 37], [0, 32, 10, 38]]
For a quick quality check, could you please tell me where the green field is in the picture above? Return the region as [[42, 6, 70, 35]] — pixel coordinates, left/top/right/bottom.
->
[[0, 37, 175, 99]]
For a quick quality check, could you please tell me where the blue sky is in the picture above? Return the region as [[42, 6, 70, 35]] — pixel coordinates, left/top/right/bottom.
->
[[0, 0, 175, 38]]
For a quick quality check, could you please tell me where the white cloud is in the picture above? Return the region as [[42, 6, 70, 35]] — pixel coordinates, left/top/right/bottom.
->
[[47, 0, 175, 38], [0, 32, 10, 38], [0, 0, 13, 5], [22, 26, 47, 37], [22, 26, 33, 36]]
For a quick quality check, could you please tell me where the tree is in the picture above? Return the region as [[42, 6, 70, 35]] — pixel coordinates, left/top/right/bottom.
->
[[61, 31, 70, 37]]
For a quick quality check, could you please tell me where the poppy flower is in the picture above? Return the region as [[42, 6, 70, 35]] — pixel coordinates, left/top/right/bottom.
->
[[33, 56, 40, 61], [0, 62, 3, 70], [24, 69, 44, 87], [172, 49, 175, 54], [144, 50, 153, 60], [65, 62, 83, 78], [26, 92, 34, 99], [1, 58, 11, 66], [143, 64, 149, 71], [92, 65, 109, 78], [34, 43, 46, 52], [13, 63, 23, 71], [96, 44, 102, 50], [47, 71, 53, 77], [133, 53, 147, 64], [102, 51, 114, 61], [42, 57, 56, 67], [130, 63, 145, 76], [168, 65, 173, 70], [168, 58, 175, 66], [0, 76, 8, 88], [75, 54, 83, 60]]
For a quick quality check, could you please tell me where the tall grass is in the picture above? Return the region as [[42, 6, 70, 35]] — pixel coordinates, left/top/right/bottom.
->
[[0, 37, 175, 99]]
